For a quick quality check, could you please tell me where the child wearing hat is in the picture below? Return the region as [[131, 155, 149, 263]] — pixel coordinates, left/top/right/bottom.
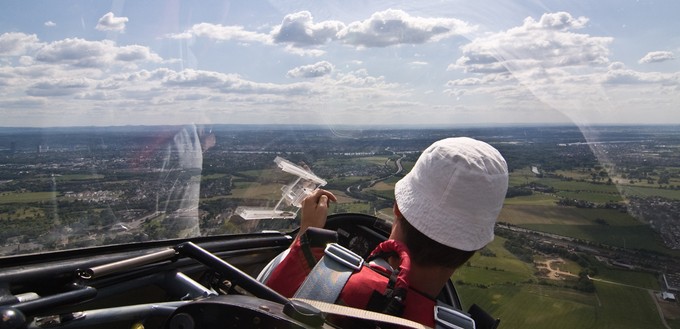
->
[[265, 137, 509, 327]]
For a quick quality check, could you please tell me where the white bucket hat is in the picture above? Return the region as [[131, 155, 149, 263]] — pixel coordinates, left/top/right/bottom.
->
[[394, 137, 508, 251]]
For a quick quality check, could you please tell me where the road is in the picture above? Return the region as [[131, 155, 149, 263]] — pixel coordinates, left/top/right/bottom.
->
[[346, 150, 404, 194]]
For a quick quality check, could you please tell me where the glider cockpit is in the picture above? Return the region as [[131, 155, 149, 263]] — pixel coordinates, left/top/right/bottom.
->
[[0, 214, 465, 329]]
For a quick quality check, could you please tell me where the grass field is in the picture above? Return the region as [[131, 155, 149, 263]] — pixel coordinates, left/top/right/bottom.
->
[[537, 178, 621, 194], [498, 197, 671, 253], [330, 176, 372, 186], [318, 156, 390, 169], [228, 181, 282, 200], [457, 282, 667, 329], [556, 190, 624, 203], [54, 174, 105, 181], [621, 185, 680, 200], [508, 168, 540, 186], [504, 193, 559, 206], [500, 204, 638, 226], [454, 233, 672, 329], [593, 265, 661, 290], [368, 181, 393, 191], [0, 191, 57, 204], [511, 167, 680, 201], [355, 156, 390, 166], [457, 284, 598, 329]]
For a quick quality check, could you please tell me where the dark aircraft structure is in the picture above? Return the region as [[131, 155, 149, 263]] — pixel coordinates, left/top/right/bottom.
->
[[0, 213, 479, 329]]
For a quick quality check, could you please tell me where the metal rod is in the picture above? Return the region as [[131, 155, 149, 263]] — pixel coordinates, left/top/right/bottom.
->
[[13, 286, 97, 315], [175, 242, 289, 305], [77, 248, 177, 279]]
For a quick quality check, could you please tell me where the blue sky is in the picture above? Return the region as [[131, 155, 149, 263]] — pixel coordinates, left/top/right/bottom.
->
[[0, 0, 679, 127]]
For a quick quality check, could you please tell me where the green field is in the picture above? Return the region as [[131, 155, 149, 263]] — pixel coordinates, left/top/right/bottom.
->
[[0, 191, 57, 204], [593, 265, 660, 290], [537, 178, 620, 194], [453, 234, 672, 329], [457, 284, 598, 328], [556, 190, 624, 203], [318, 156, 388, 168], [457, 282, 666, 329], [54, 174, 105, 182], [455, 237, 534, 286], [621, 185, 680, 200], [500, 202, 667, 252], [523, 222, 667, 253], [511, 167, 680, 201], [356, 156, 390, 166], [503, 193, 558, 206], [228, 181, 282, 200]]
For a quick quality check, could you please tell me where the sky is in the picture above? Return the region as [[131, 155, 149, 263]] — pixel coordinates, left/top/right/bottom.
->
[[0, 0, 679, 127]]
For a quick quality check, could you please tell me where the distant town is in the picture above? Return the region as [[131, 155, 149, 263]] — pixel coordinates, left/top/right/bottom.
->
[[2, 125, 680, 297]]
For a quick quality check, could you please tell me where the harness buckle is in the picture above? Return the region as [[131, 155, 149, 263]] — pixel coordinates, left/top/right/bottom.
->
[[324, 243, 364, 271], [434, 305, 476, 329]]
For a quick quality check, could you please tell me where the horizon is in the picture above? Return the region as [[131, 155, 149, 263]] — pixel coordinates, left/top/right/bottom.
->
[[2, 122, 680, 130]]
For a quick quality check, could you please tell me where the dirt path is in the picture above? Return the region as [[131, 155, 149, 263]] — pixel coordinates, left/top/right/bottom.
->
[[536, 258, 578, 280], [648, 290, 672, 329]]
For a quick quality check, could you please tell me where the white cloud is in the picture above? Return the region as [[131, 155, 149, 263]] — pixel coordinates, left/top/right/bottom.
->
[[167, 23, 271, 44], [451, 12, 611, 73], [441, 12, 680, 125], [34, 38, 161, 68], [157, 68, 313, 96], [287, 61, 334, 78], [44, 21, 56, 27], [166, 10, 474, 56], [33, 37, 109, 67], [74, 90, 117, 100], [522, 11, 588, 31], [603, 66, 679, 85], [282, 44, 325, 57], [409, 61, 429, 66], [338, 9, 475, 47], [96, 12, 128, 32], [26, 77, 93, 97], [608, 62, 626, 70], [334, 69, 396, 89], [271, 11, 344, 46], [446, 73, 514, 87], [116, 45, 162, 62], [639, 51, 675, 64], [0, 32, 42, 56]]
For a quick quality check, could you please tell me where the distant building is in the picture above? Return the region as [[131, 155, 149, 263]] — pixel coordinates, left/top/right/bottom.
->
[[611, 260, 635, 270], [662, 292, 676, 302]]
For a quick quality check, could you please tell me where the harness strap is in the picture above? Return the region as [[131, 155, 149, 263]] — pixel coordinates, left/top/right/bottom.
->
[[293, 243, 363, 303], [293, 298, 432, 329]]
